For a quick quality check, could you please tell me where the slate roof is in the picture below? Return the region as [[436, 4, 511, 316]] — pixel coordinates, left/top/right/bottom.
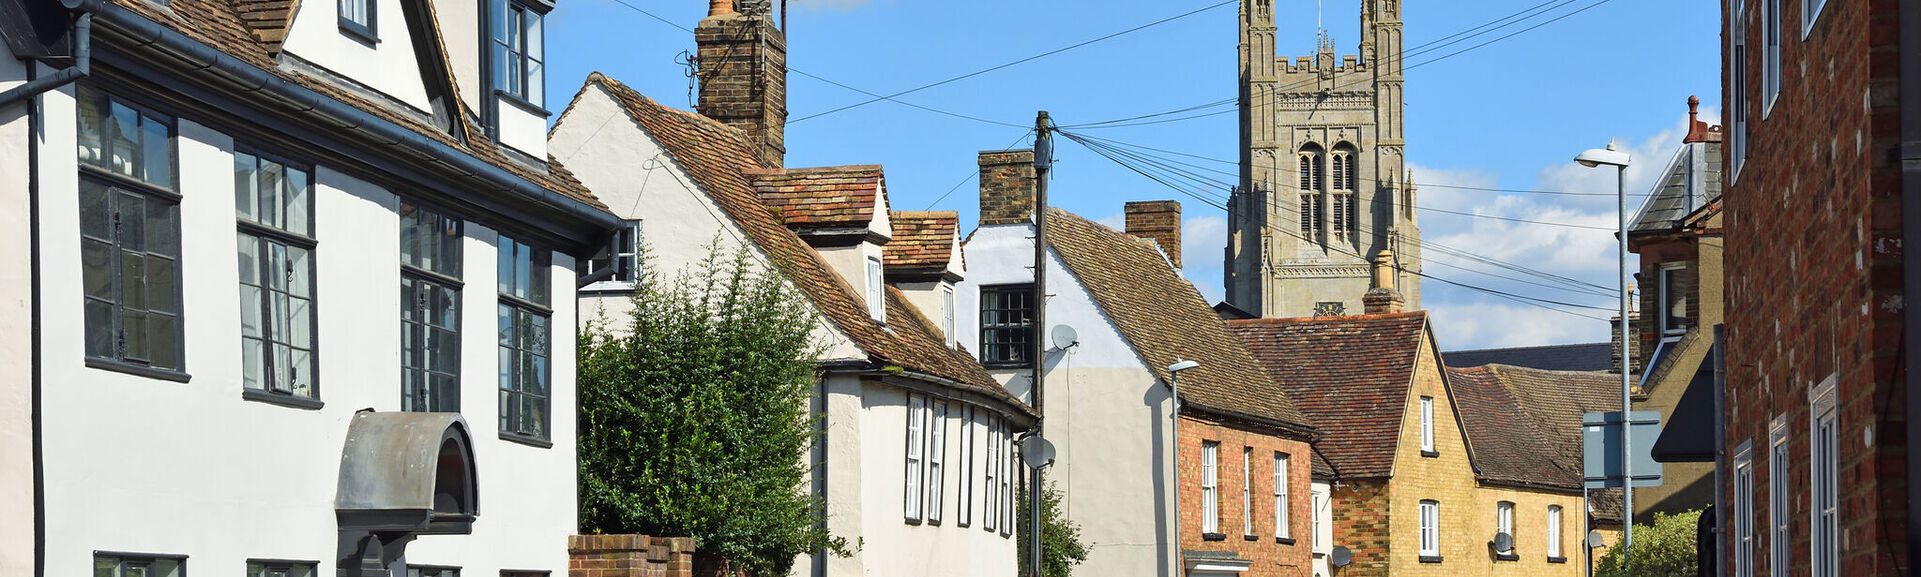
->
[[1631, 139, 1723, 235], [749, 166, 885, 228], [575, 74, 1029, 418], [1469, 364, 1627, 521], [1043, 209, 1313, 435], [1447, 366, 1581, 490], [1445, 343, 1615, 372], [105, 0, 605, 211], [1229, 313, 1429, 478], [883, 211, 959, 270]]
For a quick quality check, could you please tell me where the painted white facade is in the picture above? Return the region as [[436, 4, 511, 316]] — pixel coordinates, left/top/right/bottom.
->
[[0, 54, 35, 577], [24, 77, 581, 577], [1311, 481, 1332, 577], [551, 79, 1024, 577], [959, 222, 1177, 577], [278, 0, 434, 113]]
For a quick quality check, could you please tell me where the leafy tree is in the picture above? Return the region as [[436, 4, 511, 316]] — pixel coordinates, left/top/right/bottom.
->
[[1596, 509, 1702, 577], [578, 246, 846, 577], [1017, 481, 1089, 577]]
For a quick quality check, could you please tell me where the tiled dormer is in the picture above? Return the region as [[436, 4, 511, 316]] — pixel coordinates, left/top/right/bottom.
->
[[883, 211, 965, 346], [749, 165, 894, 322]]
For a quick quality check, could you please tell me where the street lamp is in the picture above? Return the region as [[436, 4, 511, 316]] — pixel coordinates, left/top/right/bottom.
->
[[1574, 141, 1632, 552], [1167, 359, 1200, 577]]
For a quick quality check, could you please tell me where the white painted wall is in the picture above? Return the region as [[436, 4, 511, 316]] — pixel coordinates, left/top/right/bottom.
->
[[0, 55, 35, 577], [959, 223, 1174, 577], [279, 0, 434, 113], [1311, 481, 1332, 577], [32, 83, 576, 577], [438, 0, 482, 112], [497, 99, 548, 158]]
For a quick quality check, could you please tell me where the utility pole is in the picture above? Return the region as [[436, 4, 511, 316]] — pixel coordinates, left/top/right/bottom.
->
[[1029, 110, 1052, 577]]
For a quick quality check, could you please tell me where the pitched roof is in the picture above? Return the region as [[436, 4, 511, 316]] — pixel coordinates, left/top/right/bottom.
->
[[1228, 313, 1429, 478], [104, 0, 604, 211], [1445, 343, 1614, 372], [1631, 139, 1723, 235], [748, 166, 885, 228], [231, 0, 300, 54], [1471, 364, 1627, 521], [577, 74, 1028, 418], [1044, 209, 1312, 434], [1446, 366, 1580, 489], [883, 211, 960, 270]]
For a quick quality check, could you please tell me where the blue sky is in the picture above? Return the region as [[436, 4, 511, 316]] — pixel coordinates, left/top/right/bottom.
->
[[545, 0, 1721, 350]]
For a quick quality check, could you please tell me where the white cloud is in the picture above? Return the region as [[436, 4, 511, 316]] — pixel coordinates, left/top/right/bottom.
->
[[1428, 300, 1612, 350]]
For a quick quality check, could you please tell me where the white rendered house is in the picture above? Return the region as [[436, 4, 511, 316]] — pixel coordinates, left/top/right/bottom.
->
[[0, 0, 615, 574]]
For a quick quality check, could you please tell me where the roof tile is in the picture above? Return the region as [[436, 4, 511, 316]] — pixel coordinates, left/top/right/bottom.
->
[[884, 211, 959, 270], [1228, 313, 1429, 478]]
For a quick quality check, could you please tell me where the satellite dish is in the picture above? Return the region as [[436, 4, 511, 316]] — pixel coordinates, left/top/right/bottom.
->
[[1051, 325, 1079, 350], [1587, 530, 1605, 548], [1493, 532, 1514, 553], [1330, 546, 1352, 568], [1019, 435, 1057, 469]]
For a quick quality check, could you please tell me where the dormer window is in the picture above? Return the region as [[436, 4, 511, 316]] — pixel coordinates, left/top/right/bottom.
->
[[941, 285, 957, 348], [339, 0, 376, 43], [489, 0, 545, 107], [866, 257, 886, 322]]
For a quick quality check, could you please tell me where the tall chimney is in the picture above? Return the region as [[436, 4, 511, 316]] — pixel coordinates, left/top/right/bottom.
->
[[696, 0, 786, 168], [1124, 200, 1183, 268], [1363, 249, 1404, 314], [978, 149, 1037, 225]]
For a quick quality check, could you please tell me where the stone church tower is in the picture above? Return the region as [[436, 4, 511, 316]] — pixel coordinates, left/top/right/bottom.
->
[[1226, 0, 1422, 318]]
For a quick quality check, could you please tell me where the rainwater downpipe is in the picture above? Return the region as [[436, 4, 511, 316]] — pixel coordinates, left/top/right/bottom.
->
[[1898, 0, 1921, 562], [0, 12, 91, 108]]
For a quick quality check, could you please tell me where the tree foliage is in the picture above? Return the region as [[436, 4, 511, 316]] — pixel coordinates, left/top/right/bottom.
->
[[1596, 509, 1702, 577], [578, 246, 845, 577], [1018, 481, 1089, 577]]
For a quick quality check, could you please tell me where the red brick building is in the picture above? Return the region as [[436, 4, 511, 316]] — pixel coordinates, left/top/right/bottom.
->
[[1718, 0, 1914, 576]]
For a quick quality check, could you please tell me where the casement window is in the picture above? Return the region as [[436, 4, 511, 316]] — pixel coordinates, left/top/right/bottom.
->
[[488, 0, 545, 107], [1546, 505, 1564, 559], [1419, 396, 1436, 454], [1311, 485, 1330, 553], [1495, 501, 1516, 558], [941, 285, 957, 348], [497, 235, 551, 442], [904, 393, 926, 522], [1201, 441, 1220, 535], [585, 220, 641, 287], [77, 85, 184, 377], [1737, 443, 1758, 577], [1659, 264, 1690, 336], [95, 554, 184, 577], [401, 204, 463, 412], [866, 257, 886, 322], [408, 566, 460, 577], [1730, 0, 1750, 179], [1274, 453, 1290, 539], [1803, 0, 1826, 37], [928, 401, 948, 524], [1418, 500, 1440, 558], [235, 151, 318, 405], [979, 284, 1035, 367], [248, 560, 318, 577], [1810, 375, 1839, 577], [337, 0, 374, 42], [958, 406, 974, 526], [1769, 415, 1790, 577], [1762, 0, 1781, 114], [1241, 447, 1254, 537]]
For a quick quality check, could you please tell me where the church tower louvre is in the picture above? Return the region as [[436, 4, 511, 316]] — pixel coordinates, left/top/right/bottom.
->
[[1226, 0, 1422, 318]]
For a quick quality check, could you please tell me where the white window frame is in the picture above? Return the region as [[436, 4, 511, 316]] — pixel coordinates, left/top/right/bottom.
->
[[1419, 396, 1436, 453], [1769, 414, 1790, 577], [1810, 374, 1839, 577], [1658, 263, 1689, 337], [1202, 441, 1220, 535], [1547, 505, 1564, 559], [1312, 485, 1331, 553], [1730, 0, 1750, 181], [928, 401, 948, 524], [1802, 0, 1826, 38], [1419, 500, 1440, 557], [1274, 453, 1291, 539], [1762, 0, 1782, 116], [1496, 501, 1515, 555], [1242, 447, 1254, 536], [867, 257, 886, 322], [904, 393, 925, 522], [959, 406, 974, 527], [941, 285, 957, 348], [984, 416, 999, 531], [584, 220, 642, 289], [1734, 441, 1756, 577]]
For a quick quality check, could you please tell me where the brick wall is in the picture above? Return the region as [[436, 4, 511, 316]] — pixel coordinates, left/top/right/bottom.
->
[[1385, 337, 1484, 577], [569, 535, 695, 577], [1124, 200, 1183, 268], [1721, 0, 1909, 576], [978, 150, 1037, 225], [695, 10, 786, 168], [1329, 480, 1392, 576], [1176, 412, 1316, 577]]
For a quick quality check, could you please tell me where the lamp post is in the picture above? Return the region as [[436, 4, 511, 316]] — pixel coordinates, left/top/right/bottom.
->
[[1574, 141, 1633, 550], [1167, 359, 1200, 577]]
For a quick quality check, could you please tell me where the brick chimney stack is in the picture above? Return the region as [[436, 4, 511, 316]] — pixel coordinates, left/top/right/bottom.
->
[[1124, 200, 1183, 268], [1363, 249, 1404, 314], [696, 0, 786, 168], [978, 150, 1037, 225]]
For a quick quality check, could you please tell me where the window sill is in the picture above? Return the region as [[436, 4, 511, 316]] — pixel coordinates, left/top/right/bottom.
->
[[338, 20, 379, 45], [1421, 450, 1439, 458], [495, 89, 551, 118], [1548, 556, 1568, 564], [903, 517, 922, 526], [1243, 534, 1259, 542], [1418, 555, 1443, 564], [1494, 553, 1518, 562], [87, 357, 191, 383], [1275, 537, 1296, 545], [1201, 533, 1227, 542], [981, 361, 1035, 370], [579, 281, 638, 294], [498, 431, 553, 448], [242, 389, 324, 410]]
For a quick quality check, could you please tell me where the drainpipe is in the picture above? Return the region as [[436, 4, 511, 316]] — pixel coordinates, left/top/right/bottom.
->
[[1899, 0, 1921, 563], [0, 12, 90, 108]]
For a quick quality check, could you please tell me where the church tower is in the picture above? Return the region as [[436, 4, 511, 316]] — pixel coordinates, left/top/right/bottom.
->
[[1226, 0, 1422, 318]]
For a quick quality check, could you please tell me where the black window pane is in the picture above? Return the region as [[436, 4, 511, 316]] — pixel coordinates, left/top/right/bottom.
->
[[80, 182, 109, 239], [980, 285, 1035, 365], [84, 300, 113, 358], [82, 238, 111, 300], [145, 256, 176, 315], [149, 313, 178, 370]]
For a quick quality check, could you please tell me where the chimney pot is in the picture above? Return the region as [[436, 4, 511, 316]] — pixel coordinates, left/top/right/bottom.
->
[[696, 6, 785, 167], [1363, 249, 1404, 314], [1124, 200, 1183, 269], [708, 0, 732, 17]]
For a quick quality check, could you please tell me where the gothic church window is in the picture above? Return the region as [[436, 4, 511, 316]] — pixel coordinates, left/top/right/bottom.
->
[[1298, 145, 1326, 239], [1330, 145, 1358, 242]]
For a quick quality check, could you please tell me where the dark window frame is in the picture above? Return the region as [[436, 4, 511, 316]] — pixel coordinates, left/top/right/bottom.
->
[[235, 146, 321, 408], [978, 284, 1035, 368], [338, 0, 377, 44], [401, 202, 465, 414], [497, 234, 552, 444], [246, 559, 319, 577], [77, 84, 186, 379], [94, 552, 188, 577], [583, 219, 640, 289], [407, 565, 462, 577], [487, 0, 547, 108]]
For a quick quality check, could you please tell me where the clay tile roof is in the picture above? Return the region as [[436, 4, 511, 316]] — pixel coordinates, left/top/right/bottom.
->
[[1228, 313, 1429, 478], [748, 165, 885, 228], [884, 211, 958, 269], [581, 74, 1028, 417], [231, 0, 300, 54], [105, 0, 605, 211], [1472, 364, 1627, 520], [1044, 208, 1312, 434], [1446, 366, 1579, 489]]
